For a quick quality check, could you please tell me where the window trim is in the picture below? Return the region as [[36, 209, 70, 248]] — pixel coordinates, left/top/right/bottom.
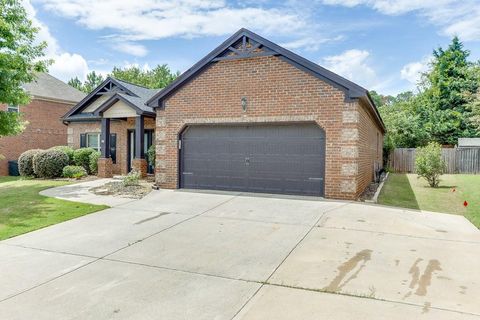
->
[[7, 105, 19, 113]]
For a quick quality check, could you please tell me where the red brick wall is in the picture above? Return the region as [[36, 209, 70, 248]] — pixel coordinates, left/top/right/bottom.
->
[[0, 99, 73, 175], [356, 99, 384, 197], [154, 55, 384, 199], [67, 118, 155, 175]]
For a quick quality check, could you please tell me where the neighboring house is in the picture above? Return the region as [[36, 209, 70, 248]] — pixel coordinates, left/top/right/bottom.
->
[[0, 73, 85, 176], [64, 29, 385, 200], [458, 138, 480, 148]]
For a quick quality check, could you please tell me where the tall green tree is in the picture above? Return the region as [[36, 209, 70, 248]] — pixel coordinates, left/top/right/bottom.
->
[[68, 71, 104, 94], [67, 77, 83, 92], [69, 65, 179, 93], [110, 64, 179, 89], [379, 93, 428, 149], [0, 0, 50, 137], [420, 37, 479, 144]]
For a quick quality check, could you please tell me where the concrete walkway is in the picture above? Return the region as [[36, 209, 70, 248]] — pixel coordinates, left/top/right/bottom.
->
[[39, 178, 138, 206], [1, 186, 479, 319]]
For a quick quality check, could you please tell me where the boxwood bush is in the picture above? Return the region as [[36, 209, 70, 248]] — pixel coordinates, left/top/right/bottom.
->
[[62, 165, 87, 179], [89, 151, 101, 175], [33, 149, 69, 178], [50, 146, 75, 165], [18, 149, 43, 177], [73, 148, 96, 173]]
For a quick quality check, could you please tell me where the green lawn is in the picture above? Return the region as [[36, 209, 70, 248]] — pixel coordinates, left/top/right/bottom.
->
[[0, 177, 108, 240], [378, 173, 480, 228]]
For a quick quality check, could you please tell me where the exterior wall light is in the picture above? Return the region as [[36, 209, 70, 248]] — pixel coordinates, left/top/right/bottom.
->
[[241, 97, 248, 112]]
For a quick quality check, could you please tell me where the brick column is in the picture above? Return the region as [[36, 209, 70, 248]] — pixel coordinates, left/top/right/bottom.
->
[[132, 158, 148, 178], [97, 157, 113, 178], [338, 107, 360, 199]]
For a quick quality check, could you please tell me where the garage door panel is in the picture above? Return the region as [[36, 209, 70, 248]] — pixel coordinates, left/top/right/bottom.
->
[[180, 124, 325, 196]]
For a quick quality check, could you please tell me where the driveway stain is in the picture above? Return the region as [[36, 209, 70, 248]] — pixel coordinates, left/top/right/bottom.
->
[[459, 285, 467, 295], [323, 249, 372, 292], [422, 302, 431, 314], [408, 258, 423, 289], [403, 258, 442, 299], [416, 260, 442, 296], [134, 212, 170, 225]]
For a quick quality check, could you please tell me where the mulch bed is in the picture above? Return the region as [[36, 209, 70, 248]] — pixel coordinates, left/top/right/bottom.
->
[[89, 181, 152, 199]]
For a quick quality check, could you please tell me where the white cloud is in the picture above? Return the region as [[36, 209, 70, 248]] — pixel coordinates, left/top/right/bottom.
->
[[23, 0, 91, 82], [34, 0, 319, 54], [48, 52, 89, 81], [400, 57, 431, 85], [112, 42, 148, 57], [322, 0, 480, 41], [281, 35, 344, 52], [322, 49, 376, 88]]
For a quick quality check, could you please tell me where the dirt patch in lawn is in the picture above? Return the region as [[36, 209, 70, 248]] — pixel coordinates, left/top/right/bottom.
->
[[90, 181, 152, 199]]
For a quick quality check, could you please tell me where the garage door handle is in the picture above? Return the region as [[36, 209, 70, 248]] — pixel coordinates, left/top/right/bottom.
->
[[183, 172, 193, 175], [309, 177, 323, 181]]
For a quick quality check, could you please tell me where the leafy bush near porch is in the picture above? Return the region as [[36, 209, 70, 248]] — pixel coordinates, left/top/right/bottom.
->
[[415, 142, 446, 187], [62, 165, 87, 179], [33, 149, 69, 178], [18, 149, 43, 177], [50, 146, 75, 165], [123, 170, 140, 186], [147, 144, 155, 167], [89, 151, 101, 175], [73, 148, 96, 173]]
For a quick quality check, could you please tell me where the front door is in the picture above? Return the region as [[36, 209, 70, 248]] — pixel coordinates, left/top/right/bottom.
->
[[127, 129, 154, 173]]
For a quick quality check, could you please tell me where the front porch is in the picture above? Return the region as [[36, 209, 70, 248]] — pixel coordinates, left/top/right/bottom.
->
[[97, 115, 155, 178]]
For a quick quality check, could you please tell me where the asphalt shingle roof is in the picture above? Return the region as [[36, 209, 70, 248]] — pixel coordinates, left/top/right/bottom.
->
[[113, 79, 160, 113], [22, 73, 86, 103]]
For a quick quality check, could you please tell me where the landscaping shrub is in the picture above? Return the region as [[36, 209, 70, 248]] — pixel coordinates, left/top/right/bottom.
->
[[123, 169, 140, 186], [89, 151, 101, 175], [62, 165, 87, 179], [50, 146, 75, 165], [415, 142, 445, 187], [147, 144, 155, 167], [73, 148, 96, 173], [18, 149, 43, 177], [33, 149, 69, 178]]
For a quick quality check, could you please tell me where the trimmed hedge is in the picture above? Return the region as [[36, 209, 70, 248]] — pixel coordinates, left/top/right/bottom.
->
[[62, 165, 87, 179], [33, 149, 69, 178], [89, 151, 101, 175], [18, 149, 43, 177], [73, 148, 96, 173], [50, 146, 75, 165]]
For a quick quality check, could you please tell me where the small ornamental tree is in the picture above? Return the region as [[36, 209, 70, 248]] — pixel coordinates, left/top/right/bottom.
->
[[415, 142, 445, 187]]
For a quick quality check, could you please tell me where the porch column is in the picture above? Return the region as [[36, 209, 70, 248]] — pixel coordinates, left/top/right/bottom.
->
[[100, 118, 110, 158], [135, 115, 144, 159], [132, 115, 147, 177], [98, 117, 113, 178]]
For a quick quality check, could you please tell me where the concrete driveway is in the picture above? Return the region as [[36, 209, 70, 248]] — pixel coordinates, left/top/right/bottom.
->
[[1, 186, 479, 319]]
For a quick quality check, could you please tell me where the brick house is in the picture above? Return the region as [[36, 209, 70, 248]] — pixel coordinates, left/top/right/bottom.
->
[[64, 29, 385, 200], [0, 73, 85, 176]]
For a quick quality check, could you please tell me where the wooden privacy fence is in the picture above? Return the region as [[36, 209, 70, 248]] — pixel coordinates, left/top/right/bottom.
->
[[391, 148, 480, 174]]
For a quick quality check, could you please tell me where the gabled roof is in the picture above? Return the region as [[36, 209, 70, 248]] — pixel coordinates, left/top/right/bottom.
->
[[63, 77, 159, 121], [23, 73, 86, 103], [146, 28, 385, 132]]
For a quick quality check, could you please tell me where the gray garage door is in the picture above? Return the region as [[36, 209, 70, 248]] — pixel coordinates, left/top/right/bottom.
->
[[180, 124, 325, 196]]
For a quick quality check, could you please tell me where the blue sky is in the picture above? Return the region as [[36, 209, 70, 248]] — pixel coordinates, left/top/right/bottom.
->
[[26, 0, 480, 95]]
